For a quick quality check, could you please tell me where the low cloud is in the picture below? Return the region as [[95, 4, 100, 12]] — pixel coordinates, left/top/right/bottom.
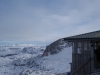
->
[[0, 0, 100, 44]]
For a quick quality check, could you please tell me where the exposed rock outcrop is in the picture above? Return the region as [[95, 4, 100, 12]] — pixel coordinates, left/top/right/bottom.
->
[[43, 39, 72, 56]]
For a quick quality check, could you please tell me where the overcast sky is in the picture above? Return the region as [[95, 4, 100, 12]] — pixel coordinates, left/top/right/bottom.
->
[[0, 0, 100, 44]]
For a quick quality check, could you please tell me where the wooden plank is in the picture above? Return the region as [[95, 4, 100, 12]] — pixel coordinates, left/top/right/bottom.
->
[[91, 43, 95, 72], [72, 54, 75, 72], [71, 54, 73, 72], [71, 58, 92, 75], [76, 54, 78, 68], [74, 54, 76, 70], [72, 54, 74, 71]]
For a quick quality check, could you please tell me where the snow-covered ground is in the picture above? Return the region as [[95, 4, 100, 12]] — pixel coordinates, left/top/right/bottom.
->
[[33, 47, 72, 74], [0, 44, 72, 75]]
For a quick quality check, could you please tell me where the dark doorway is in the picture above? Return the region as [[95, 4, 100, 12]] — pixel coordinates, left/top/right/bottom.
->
[[94, 44, 100, 68]]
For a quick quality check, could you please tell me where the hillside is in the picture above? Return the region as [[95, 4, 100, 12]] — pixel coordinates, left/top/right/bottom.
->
[[43, 38, 72, 56], [0, 40, 72, 75]]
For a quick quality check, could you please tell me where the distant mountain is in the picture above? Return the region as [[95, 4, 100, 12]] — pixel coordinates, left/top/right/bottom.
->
[[43, 38, 72, 56], [0, 40, 48, 46], [22, 46, 45, 54]]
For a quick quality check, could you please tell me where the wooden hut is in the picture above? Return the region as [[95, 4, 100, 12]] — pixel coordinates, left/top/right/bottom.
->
[[64, 30, 100, 75]]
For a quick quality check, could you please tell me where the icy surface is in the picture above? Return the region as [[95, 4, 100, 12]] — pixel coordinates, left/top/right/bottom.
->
[[0, 44, 72, 75]]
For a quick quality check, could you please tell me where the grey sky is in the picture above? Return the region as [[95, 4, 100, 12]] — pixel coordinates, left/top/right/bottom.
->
[[0, 0, 100, 44]]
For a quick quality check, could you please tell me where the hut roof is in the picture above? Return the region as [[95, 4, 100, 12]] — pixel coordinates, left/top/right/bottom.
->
[[64, 30, 100, 41]]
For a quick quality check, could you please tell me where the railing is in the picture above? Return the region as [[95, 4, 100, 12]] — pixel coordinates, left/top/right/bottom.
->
[[71, 58, 92, 75]]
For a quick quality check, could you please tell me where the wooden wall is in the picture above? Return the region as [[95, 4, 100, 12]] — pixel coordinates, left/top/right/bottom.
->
[[71, 41, 93, 75]]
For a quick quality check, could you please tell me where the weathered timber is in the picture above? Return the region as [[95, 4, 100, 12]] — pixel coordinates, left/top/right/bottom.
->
[[71, 58, 92, 75]]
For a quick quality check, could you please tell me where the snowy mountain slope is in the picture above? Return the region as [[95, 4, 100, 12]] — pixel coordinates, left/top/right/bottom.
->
[[23, 46, 45, 54], [20, 70, 56, 75], [0, 45, 46, 75], [43, 39, 72, 56], [0, 43, 72, 75], [0, 47, 22, 57], [31, 47, 72, 74]]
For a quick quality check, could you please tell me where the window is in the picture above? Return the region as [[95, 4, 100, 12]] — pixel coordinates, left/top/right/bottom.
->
[[77, 47, 81, 54], [95, 43, 96, 49], [89, 43, 92, 50], [72, 42, 74, 47], [84, 43, 87, 50], [78, 42, 81, 47], [77, 42, 81, 54]]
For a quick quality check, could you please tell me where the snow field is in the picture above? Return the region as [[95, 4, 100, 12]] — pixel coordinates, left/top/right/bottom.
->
[[0, 45, 72, 75]]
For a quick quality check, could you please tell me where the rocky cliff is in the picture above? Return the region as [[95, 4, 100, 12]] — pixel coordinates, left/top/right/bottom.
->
[[43, 38, 72, 56]]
